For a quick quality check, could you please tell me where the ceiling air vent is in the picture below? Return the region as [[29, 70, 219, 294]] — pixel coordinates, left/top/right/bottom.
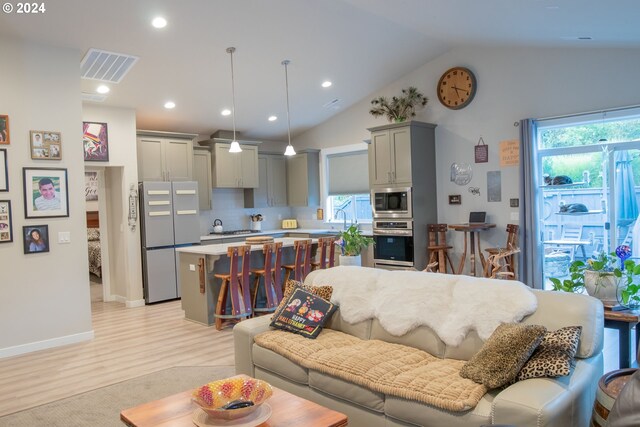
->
[[80, 48, 139, 83], [82, 92, 107, 103], [323, 98, 343, 110]]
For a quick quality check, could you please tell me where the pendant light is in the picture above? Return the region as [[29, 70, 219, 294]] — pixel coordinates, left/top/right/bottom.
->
[[226, 47, 242, 153], [282, 59, 296, 156]]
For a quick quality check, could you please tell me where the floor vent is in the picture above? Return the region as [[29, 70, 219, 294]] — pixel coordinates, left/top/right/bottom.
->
[[323, 98, 342, 110], [82, 92, 108, 103], [81, 48, 139, 83]]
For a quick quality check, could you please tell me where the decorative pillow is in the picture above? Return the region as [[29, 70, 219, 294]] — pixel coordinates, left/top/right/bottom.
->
[[270, 288, 338, 339], [460, 323, 547, 389], [87, 228, 100, 241], [271, 280, 333, 320], [517, 326, 582, 381]]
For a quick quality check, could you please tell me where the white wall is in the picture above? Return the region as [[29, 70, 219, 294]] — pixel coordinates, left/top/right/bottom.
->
[[0, 39, 93, 357], [294, 46, 640, 263]]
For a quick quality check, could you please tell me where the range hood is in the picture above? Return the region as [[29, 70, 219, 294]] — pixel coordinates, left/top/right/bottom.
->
[[197, 130, 262, 147]]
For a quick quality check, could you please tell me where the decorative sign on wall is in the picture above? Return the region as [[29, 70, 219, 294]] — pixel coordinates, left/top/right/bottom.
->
[[474, 137, 488, 163], [487, 171, 502, 202], [450, 163, 473, 185], [448, 195, 461, 205], [85, 172, 98, 201], [500, 139, 520, 166]]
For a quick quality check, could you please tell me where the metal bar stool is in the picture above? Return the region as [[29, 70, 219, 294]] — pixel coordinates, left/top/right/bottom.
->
[[282, 239, 312, 284], [311, 236, 336, 270], [251, 242, 284, 314], [427, 224, 455, 273], [213, 245, 252, 330]]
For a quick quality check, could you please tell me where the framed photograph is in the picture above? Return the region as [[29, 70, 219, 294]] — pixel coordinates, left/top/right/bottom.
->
[[0, 115, 9, 144], [0, 149, 7, 191], [82, 122, 109, 162], [30, 131, 62, 160], [0, 200, 12, 243], [23, 167, 69, 218], [23, 224, 49, 254]]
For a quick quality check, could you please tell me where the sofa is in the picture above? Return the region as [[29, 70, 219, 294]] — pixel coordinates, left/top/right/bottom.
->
[[234, 267, 604, 427]]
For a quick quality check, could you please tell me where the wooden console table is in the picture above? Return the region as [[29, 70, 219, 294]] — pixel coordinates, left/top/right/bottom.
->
[[604, 308, 639, 369], [448, 223, 496, 276]]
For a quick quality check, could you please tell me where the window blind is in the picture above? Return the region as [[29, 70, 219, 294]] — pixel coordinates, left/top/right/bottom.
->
[[327, 150, 369, 195]]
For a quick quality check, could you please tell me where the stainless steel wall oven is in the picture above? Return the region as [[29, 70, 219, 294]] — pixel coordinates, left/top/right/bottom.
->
[[373, 220, 414, 268]]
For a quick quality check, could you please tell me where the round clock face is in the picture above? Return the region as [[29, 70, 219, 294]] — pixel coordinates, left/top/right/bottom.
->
[[437, 67, 477, 110]]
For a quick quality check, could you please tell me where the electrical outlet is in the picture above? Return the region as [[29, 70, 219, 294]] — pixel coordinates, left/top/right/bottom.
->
[[510, 212, 519, 221], [278, 214, 282, 220], [189, 264, 196, 271]]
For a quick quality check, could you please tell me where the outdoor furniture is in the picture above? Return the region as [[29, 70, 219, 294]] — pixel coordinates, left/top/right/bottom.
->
[[543, 225, 588, 260]]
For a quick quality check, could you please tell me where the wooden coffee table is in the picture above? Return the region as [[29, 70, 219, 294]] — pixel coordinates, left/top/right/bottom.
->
[[120, 385, 348, 427]]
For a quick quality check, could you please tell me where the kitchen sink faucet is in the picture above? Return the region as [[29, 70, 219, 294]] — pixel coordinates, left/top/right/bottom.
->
[[335, 208, 349, 230]]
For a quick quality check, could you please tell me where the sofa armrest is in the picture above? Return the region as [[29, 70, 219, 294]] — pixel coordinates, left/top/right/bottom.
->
[[233, 315, 273, 376], [491, 354, 602, 427]]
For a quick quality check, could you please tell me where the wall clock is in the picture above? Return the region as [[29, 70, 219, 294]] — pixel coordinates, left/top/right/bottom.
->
[[437, 67, 477, 110]]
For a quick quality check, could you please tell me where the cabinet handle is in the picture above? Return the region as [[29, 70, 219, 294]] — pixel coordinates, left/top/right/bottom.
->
[[392, 171, 395, 182], [167, 171, 170, 181], [387, 172, 391, 183]]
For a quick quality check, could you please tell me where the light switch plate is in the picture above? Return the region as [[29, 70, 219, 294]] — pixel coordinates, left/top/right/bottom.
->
[[58, 231, 71, 243], [189, 264, 196, 271], [510, 212, 519, 221]]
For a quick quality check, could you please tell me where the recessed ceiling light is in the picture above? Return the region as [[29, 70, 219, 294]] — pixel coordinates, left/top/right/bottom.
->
[[164, 101, 176, 109], [96, 85, 110, 94], [268, 115, 278, 122], [221, 109, 231, 116], [152, 17, 167, 28], [321, 81, 332, 88]]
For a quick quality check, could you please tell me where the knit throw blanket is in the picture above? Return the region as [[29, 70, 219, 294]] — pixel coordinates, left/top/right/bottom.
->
[[255, 329, 488, 412], [305, 266, 537, 346]]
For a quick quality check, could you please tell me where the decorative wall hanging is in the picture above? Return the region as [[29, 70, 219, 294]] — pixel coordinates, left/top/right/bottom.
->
[[449, 195, 461, 205], [23, 167, 69, 218], [0, 115, 9, 144], [0, 149, 7, 191], [83, 122, 109, 161], [510, 198, 519, 208], [474, 137, 488, 163], [450, 162, 473, 185], [0, 200, 12, 243], [85, 172, 98, 201], [487, 171, 502, 202], [468, 187, 481, 196], [30, 131, 62, 160], [23, 224, 49, 254], [499, 139, 519, 166]]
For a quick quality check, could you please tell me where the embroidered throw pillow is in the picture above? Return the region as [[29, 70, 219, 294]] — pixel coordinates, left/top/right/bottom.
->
[[517, 326, 582, 381], [271, 280, 333, 320], [460, 323, 547, 389], [270, 288, 338, 339]]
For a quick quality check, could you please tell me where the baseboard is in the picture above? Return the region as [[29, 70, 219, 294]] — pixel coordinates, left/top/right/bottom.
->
[[126, 299, 145, 308], [0, 330, 94, 359]]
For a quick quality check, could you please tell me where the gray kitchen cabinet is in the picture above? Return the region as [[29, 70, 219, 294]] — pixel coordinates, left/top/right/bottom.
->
[[137, 130, 196, 182], [368, 122, 434, 188], [193, 147, 212, 210], [212, 143, 259, 188], [244, 154, 287, 208], [286, 150, 320, 207]]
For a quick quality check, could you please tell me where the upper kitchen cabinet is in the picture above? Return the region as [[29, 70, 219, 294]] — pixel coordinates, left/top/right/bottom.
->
[[137, 130, 197, 182], [367, 121, 436, 188], [193, 147, 212, 210], [287, 150, 320, 207], [212, 143, 259, 188], [244, 154, 287, 208]]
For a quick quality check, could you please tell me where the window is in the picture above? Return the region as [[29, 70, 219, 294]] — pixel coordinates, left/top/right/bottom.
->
[[327, 194, 372, 224]]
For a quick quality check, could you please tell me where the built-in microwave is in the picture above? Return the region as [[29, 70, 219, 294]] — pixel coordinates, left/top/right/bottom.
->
[[371, 187, 412, 219]]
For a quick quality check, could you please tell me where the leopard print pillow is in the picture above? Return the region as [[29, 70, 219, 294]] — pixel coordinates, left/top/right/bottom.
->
[[271, 280, 333, 320], [517, 326, 582, 381]]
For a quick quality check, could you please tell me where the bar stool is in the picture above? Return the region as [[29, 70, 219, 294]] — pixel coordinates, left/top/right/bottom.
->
[[484, 224, 519, 278], [282, 239, 312, 284], [311, 236, 336, 271], [213, 245, 252, 330], [427, 224, 455, 274], [250, 242, 284, 314]]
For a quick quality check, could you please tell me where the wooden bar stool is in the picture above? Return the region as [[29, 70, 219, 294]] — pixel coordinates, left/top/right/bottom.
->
[[311, 236, 336, 271], [427, 224, 455, 274], [484, 224, 519, 279], [213, 245, 252, 330], [282, 239, 312, 284], [251, 242, 284, 314]]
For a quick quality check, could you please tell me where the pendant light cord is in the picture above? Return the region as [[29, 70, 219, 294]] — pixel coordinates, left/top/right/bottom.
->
[[227, 47, 237, 142], [283, 60, 292, 147]]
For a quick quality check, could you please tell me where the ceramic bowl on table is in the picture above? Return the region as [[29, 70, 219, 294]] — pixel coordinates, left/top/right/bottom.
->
[[192, 375, 272, 421]]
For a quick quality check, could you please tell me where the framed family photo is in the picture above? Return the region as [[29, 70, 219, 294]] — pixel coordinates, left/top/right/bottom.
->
[[0, 200, 12, 243], [0, 115, 9, 144], [23, 167, 69, 218], [82, 121, 109, 162], [0, 149, 7, 192], [30, 131, 62, 160], [23, 224, 49, 254]]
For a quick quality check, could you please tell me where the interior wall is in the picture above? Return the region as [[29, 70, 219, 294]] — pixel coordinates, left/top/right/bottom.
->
[[0, 38, 92, 357], [294, 46, 640, 266]]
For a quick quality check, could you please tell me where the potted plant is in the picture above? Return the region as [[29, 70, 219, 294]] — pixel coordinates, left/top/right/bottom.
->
[[336, 225, 374, 267], [369, 87, 428, 123], [613, 245, 640, 309]]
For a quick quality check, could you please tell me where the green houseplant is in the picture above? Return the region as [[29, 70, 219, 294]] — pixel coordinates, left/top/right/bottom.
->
[[369, 87, 428, 123], [336, 225, 374, 266]]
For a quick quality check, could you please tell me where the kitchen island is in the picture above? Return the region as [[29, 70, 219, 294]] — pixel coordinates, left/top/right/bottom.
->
[[176, 238, 317, 326]]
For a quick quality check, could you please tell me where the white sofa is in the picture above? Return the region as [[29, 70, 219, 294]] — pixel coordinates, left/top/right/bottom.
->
[[234, 267, 604, 427]]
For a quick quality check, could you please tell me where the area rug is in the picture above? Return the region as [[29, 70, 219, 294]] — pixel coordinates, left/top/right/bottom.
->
[[0, 365, 235, 427]]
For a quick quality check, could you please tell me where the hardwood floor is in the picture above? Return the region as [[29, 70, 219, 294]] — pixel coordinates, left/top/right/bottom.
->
[[0, 299, 235, 417]]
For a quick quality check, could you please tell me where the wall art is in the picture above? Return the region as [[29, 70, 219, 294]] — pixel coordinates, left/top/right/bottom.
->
[[30, 131, 62, 160], [83, 121, 109, 162], [474, 137, 488, 163], [450, 162, 473, 185], [487, 170, 502, 202], [0, 115, 9, 144], [448, 195, 461, 205], [23, 224, 49, 254], [0, 149, 7, 191], [23, 167, 69, 218], [0, 200, 12, 243]]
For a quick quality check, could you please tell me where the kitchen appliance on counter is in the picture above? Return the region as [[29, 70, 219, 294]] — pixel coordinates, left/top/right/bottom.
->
[[373, 220, 415, 269], [213, 219, 223, 233], [371, 187, 412, 219], [140, 181, 200, 303], [282, 219, 298, 229]]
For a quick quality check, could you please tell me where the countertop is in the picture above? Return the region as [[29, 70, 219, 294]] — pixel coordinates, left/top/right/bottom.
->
[[200, 227, 372, 242], [177, 237, 319, 256]]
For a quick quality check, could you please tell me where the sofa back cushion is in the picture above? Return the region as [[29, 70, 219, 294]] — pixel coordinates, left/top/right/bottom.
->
[[325, 308, 372, 340], [370, 319, 445, 357]]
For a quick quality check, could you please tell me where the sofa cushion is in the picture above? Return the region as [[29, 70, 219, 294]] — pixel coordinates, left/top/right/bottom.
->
[[252, 344, 309, 384], [308, 370, 385, 413], [270, 287, 338, 338], [460, 323, 547, 389], [517, 326, 582, 381], [370, 319, 445, 358], [325, 309, 372, 340], [272, 280, 333, 320]]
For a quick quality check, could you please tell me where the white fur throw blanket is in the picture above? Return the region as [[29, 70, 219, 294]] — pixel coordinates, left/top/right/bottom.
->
[[306, 266, 537, 346]]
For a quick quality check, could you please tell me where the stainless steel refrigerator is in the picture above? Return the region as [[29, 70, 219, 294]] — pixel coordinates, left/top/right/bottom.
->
[[140, 181, 200, 303]]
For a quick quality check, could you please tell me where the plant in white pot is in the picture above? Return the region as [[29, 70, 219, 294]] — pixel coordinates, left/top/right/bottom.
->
[[336, 225, 374, 267]]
